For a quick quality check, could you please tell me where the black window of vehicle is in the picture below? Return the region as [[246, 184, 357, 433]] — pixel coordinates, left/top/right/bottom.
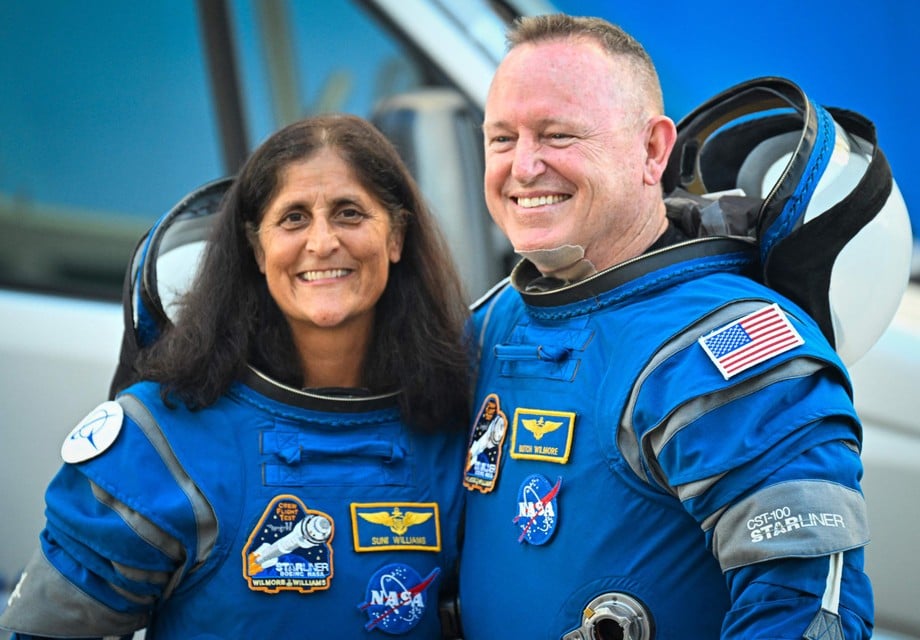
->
[[0, 1, 440, 301]]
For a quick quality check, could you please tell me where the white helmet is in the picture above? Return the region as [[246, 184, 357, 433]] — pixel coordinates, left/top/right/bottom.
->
[[110, 176, 233, 397], [664, 77, 912, 364]]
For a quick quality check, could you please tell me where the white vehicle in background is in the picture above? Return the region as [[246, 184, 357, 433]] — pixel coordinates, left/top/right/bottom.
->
[[0, 1, 917, 638]]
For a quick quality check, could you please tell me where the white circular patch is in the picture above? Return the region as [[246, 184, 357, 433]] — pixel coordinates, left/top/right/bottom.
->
[[61, 400, 124, 463]]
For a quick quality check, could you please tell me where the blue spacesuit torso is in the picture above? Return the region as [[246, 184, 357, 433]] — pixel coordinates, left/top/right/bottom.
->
[[459, 239, 873, 639], [2, 369, 466, 639]]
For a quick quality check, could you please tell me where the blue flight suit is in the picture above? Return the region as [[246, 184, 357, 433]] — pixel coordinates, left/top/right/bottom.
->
[[459, 237, 873, 639], [1, 368, 465, 639]]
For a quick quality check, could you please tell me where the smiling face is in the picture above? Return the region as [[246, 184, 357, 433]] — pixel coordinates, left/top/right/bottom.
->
[[483, 38, 672, 273], [252, 148, 404, 339]]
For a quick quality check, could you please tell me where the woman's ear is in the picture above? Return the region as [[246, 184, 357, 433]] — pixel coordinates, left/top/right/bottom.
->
[[388, 211, 407, 263], [246, 224, 266, 273], [643, 115, 678, 186], [389, 228, 405, 264]]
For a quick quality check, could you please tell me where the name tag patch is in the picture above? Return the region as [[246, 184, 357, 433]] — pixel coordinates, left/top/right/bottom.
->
[[351, 502, 441, 552], [510, 407, 575, 464]]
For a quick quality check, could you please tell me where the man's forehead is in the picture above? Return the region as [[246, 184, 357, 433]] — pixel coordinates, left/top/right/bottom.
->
[[502, 37, 613, 70], [489, 42, 624, 97], [482, 114, 580, 132]]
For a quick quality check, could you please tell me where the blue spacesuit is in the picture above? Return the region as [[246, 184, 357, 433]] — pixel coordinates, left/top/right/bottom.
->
[[1, 368, 465, 639], [458, 236, 874, 639]]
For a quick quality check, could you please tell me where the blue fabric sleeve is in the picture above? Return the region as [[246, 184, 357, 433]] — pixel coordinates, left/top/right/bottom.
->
[[712, 433, 873, 638], [722, 550, 873, 639], [40, 447, 188, 606], [702, 429, 869, 564], [639, 338, 873, 638], [0, 402, 195, 637], [43, 465, 180, 604]]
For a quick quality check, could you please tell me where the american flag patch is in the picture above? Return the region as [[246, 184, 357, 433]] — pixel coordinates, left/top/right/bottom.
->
[[698, 304, 804, 379]]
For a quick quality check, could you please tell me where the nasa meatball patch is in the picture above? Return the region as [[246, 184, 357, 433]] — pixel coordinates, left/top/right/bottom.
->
[[513, 474, 561, 545], [358, 563, 440, 634]]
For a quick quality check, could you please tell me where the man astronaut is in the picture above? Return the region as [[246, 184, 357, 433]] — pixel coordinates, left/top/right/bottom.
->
[[457, 13, 910, 640]]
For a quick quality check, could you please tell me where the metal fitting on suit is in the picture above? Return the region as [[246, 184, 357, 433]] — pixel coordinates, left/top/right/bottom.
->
[[561, 592, 653, 640]]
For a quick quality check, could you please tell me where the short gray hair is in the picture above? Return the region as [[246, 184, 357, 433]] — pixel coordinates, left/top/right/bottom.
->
[[506, 14, 664, 113]]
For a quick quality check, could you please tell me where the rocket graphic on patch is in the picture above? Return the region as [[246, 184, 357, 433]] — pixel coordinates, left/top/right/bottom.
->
[[463, 393, 508, 493], [242, 495, 334, 594]]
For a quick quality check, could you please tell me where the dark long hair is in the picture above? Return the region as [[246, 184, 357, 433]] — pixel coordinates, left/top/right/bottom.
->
[[136, 114, 471, 432]]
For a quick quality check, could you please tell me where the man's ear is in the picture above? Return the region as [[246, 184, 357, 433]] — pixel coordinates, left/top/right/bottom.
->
[[643, 115, 678, 186]]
